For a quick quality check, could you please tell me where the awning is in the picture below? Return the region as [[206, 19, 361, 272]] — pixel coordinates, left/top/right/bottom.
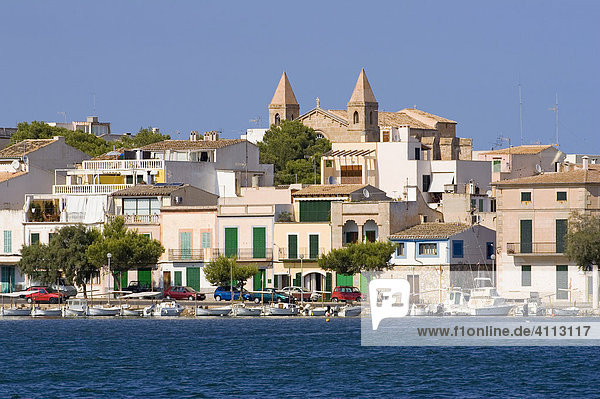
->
[[428, 173, 454, 192]]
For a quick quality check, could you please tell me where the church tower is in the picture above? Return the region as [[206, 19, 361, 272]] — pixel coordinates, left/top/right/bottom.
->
[[268, 72, 300, 127], [347, 69, 379, 142]]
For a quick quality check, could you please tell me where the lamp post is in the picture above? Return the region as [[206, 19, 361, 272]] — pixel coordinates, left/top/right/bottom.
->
[[299, 253, 304, 307], [490, 253, 496, 287], [107, 253, 112, 305]]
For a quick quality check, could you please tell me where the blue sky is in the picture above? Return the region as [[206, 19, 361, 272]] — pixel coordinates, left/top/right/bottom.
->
[[1, 1, 598, 153]]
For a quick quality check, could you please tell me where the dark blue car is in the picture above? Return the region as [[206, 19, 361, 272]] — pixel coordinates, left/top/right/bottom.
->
[[213, 286, 251, 301]]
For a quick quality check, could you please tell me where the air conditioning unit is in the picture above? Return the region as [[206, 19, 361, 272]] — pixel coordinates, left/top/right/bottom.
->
[[174, 196, 183, 204]]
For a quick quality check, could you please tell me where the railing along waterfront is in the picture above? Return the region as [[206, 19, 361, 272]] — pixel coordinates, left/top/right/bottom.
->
[[81, 159, 164, 171], [107, 214, 160, 224], [53, 184, 133, 194], [507, 242, 564, 255]]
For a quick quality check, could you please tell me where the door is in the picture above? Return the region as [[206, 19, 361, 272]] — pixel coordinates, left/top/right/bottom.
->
[[115, 272, 128, 290], [138, 268, 152, 289], [407, 275, 420, 304], [174, 271, 182, 286], [520, 220, 532, 253], [253, 227, 266, 258], [187, 267, 201, 291], [0, 266, 15, 293], [309, 234, 319, 259], [225, 228, 238, 258], [163, 271, 171, 289], [336, 273, 353, 287], [180, 232, 191, 259], [325, 272, 332, 300], [287, 235, 298, 259], [253, 269, 266, 291], [556, 265, 568, 300]]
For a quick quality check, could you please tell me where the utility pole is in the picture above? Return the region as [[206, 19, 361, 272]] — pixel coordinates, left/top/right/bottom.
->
[[549, 93, 559, 147], [518, 84, 524, 146]]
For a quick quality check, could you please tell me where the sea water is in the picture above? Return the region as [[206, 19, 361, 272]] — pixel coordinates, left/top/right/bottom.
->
[[0, 318, 596, 398]]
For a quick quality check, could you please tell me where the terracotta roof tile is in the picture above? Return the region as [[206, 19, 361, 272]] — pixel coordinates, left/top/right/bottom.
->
[[399, 108, 457, 124], [140, 139, 246, 151], [112, 184, 189, 197], [390, 223, 471, 239], [378, 112, 432, 129], [480, 145, 555, 155], [292, 184, 369, 196], [0, 171, 27, 183], [0, 139, 56, 158], [494, 168, 600, 186]]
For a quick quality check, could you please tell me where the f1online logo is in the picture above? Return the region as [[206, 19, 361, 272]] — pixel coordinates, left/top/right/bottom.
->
[[369, 279, 410, 330]]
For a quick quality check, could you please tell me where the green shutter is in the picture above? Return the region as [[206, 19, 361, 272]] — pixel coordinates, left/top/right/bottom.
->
[[31, 233, 39, 245], [309, 234, 319, 259], [174, 271, 182, 286], [300, 201, 331, 222], [336, 273, 354, 286], [224, 228, 238, 257], [253, 227, 266, 258], [293, 272, 301, 287], [4, 231, 12, 253], [138, 268, 152, 288], [202, 232, 211, 249], [556, 219, 567, 253], [1, 266, 15, 293], [521, 265, 531, 286], [288, 235, 297, 259], [180, 232, 191, 259], [360, 274, 368, 294], [115, 272, 128, 290], [556, 265, 568, 300], [325, 272, 332, 300], [253, 269, 265, 291], [187, 267, 201, 291], [520, 220, 532, 253]]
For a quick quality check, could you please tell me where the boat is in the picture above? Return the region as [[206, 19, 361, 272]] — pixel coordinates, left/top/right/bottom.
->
[[308, 307, 328, 316], [266, 303, 299, 316], [143, 301, 184, 317], [63, 298, 88, 317], [337, 305, 362, 317], [467, 278, 513, 316], [231, 305, 260, 317], [31, 307, 62, 317], [87, 306, 121, 317], [0, 290, 38, 317], [514, 292, 546, 316], [120, 304, 143, 316], [547, 307, 579, 316], [442, 289, 473, 316], [196, 305, 232, 317], [409, 303, 429, 316]]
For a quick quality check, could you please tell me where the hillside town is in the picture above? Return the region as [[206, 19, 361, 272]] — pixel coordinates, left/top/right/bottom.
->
[[1, 69, 599, 311]]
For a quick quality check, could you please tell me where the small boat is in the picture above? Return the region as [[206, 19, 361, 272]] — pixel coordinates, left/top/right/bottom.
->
[[63, 299, 88, 317], [442, 289, 473, 316], [308, 307, 328, 316], [196, 306, 232, 317], [548, 307, 579, 316], [231, 305, 260, 317], [120, 304, 143, 317], [1, 307, 32, 317], [467, 278, 513, 316], [267, 303, 299, 316], [31, 307, 62, 317], [87, 306, 121, 317], [338, 305, 362, 317], [144, 301, 184, 317], [409, 303, 428, 316]]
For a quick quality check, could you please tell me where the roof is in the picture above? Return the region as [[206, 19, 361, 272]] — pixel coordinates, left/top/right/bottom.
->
[[390, 223, 471, 239], [378, 112, 432, 129], [480, 145, 554, 156], [292, 184, 369, 197], [494, 168, 600, 186], [112, 183, 189, 197], [270, 72, 298, 105], [348, 69, 377, 104], [323, 149, 375, 157], [399, 108, 456, 124], [91, 148, 125, 161], [0, 139, 56, 158], [140, 139, 246, 151], [0, 171, 27, 183]]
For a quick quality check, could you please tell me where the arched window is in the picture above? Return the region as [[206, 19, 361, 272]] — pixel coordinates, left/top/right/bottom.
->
[[275, 113, 281, 126], [369, 111, 373, 125], [353, 111, 359, 124]]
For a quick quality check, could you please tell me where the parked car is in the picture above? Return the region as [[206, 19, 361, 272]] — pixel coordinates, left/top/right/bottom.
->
[[250, 287, 293, 304], [281, 286, 321, 302], [22, 286, 66, 304], [331, 286, 364, 302], [164, 286, 206, 301], [50, 278, 78, 298], [213, 286, 251, 301]]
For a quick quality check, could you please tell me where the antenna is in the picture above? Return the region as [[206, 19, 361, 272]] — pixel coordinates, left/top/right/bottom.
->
[[249, 116, 262, 127], [57, 111, 67, 123], [548, 93, 559, 147], [518, 84, 523, 146], [92, 92, 96, 115]]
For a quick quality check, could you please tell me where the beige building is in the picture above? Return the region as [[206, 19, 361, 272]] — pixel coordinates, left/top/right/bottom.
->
[[494, 160, 600, 306]]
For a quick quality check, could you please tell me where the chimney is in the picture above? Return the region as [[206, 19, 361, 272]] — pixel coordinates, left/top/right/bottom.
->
[[152, 127, 159, 134], [204, 131, 220, 141], [583, 156, 589, 170], [189, 130, 199, 141], [87, 116, 98, 123]]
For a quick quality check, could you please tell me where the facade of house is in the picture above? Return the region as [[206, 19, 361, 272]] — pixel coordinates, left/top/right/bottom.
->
[[494, 162, 600, 305]]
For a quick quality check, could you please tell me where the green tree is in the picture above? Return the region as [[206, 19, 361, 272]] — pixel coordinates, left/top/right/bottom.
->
[[204, 255, 258, 292], [318, 241, 397, 275], [258, 120, 331, 185], [565, 212, 600, 270], [18, 243, 58, 285], [87, 217, 164, 290], [130, 127, 171, 147]]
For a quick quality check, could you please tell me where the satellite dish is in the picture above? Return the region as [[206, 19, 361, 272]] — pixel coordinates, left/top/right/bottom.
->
[[363, 188, 370, 198], [10, 160, 20, 171], [486, 190, 493, 197], [535, 164, 543, 174], [328, 176, 336, 184]]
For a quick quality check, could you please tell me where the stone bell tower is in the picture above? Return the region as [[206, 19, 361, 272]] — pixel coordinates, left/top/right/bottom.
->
[[268, 72, 300, 127], [347, 69, 379, 142]]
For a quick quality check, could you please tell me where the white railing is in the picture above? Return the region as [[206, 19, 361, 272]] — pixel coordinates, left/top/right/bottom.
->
[[81, 159, 164, 171], [107, 214, 160, 224], [53, 184, 133, 195]]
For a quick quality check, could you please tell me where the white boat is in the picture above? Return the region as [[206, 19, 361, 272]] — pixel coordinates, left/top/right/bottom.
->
[[547, 307, 579, 316], [338, 305, 362, 317], [196, 306, 232, 317], [144, 301, 184, 317], [308, 307, 328, 316], [87, 306, 121, 317], [31, 307, 62, 317], [1, 307, 32, 317], [231, 305, 260, 317], [120, 304, 143, 316], [63, 299, 88, 317], [467, 278, 513, 316], [409, 303, 429, 316], [266, 303, 299, 316], [442, 289, 473, 316]]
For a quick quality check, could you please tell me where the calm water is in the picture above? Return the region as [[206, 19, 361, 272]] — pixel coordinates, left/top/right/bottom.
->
[[0, 317, 597, 398]]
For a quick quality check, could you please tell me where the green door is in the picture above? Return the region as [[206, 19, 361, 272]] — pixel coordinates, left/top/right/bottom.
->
[[187, 267, 201, 291], [309, 234, 319, 259], [556, 219, 567, 253], [253, 227, 266, 258], [225, 228, 238, 258], [253, 269, 266, 291], [287, 235, 298, 259], [520, 220, 532, 253], [114, 272, 128, 290], [325, 272, 332, 300], [174, 271, 182, 286], [556, 265, 568, 300], [138, 268, 152, 288], [0, 266, 15, 293], [336, 273, 353, 287], [180, 232, 191, 259], [360, 273, 368, 293], [293, 272, 301, 287]]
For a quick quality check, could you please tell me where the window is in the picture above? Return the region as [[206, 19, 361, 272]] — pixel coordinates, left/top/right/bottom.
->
[[556, 219, 567, 253], [414, 148, 421, 160], [365, 230, 376, 243], [299, 201, 331, 222], [49, 233, 56, 243], [252, 227, 266, 258], [493, 159, 501, 173], [478, 199, 484, 212], [202, 232, 211, 249], [340, 165, 362, 184], [224, 227, 238, 258], [521, 265, 531, 286], [126, 175, 134, 184], [490, 199, 497, 212], [353, 111, 359, 124], [521, 192, 532, 202], [179, 232, 191, 259], [520, 220, 532, 253], [274, 113, 280, 126], [287, 234, 298, 259], [200, 152, 209, 162], [396, 243, 405, 257], [309, 234, 319, 259], [486, 242, 494, 259], [556, 265, 568, 300], [3, 231, 11, 253], [422, 175, 431, 192], [123, 198, 160, 215], [30, 233, 40, 245], [325, 160, 332, 168], [143, 233, 151, 238], [557, 191, 567, 201], [452, 240, 464, 258], [369, 111, 373, 125], [470, 199, 477, 210], [418, 243, 437, 256]]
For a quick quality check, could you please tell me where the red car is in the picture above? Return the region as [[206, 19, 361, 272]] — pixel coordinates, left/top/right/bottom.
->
[[23, 286, 66, 304], [331, 286, 364, 302], [163, 286, 206, 301]]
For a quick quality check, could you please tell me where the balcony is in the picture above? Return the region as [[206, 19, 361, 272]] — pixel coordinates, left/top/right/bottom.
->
[[53, 184, 133, 195], [168, 249, 205, 261], [340, 176, 363, 184], [506, 242, 564, 256], [278, 248, 326, 261], [81, 159, 164, 171], [212, 248, 273, 261], [107, 214, 160, 224]]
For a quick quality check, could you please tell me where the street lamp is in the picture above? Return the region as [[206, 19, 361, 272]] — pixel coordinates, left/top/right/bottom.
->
[[490, 253, 496, 287], [107, 253, 112, 305], [299, 253, 304, 307]]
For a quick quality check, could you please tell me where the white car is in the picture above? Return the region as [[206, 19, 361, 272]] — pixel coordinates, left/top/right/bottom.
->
[[281, 286, 321, 302]]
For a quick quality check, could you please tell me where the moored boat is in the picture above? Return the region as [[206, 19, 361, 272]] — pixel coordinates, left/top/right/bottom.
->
[[231, 305, 260, 317], [467, 278, 513, 316], [547, 307, 579, 316], [196, 305, 232, 317], [1, 307, 32, 317], [63, 299, 88, 317], [144, 301, 184, 317], [308, 307, 328, 316], [267, 303, 299, 316], [31, 307, 62, 317], [87, 306, 121, 317], [338, 305, 362, 317]]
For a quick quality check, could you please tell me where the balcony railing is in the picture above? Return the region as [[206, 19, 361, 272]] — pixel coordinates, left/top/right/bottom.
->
[[340, 176, 363, 184], [53, 184, 133, 195], [507, 242, 564, 255], [278, 248, 326, 261], [212, 248, 273, 261], [168, 249, 205, 261], [81, 159, 164, 171], [107, 214, 160, 224]]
